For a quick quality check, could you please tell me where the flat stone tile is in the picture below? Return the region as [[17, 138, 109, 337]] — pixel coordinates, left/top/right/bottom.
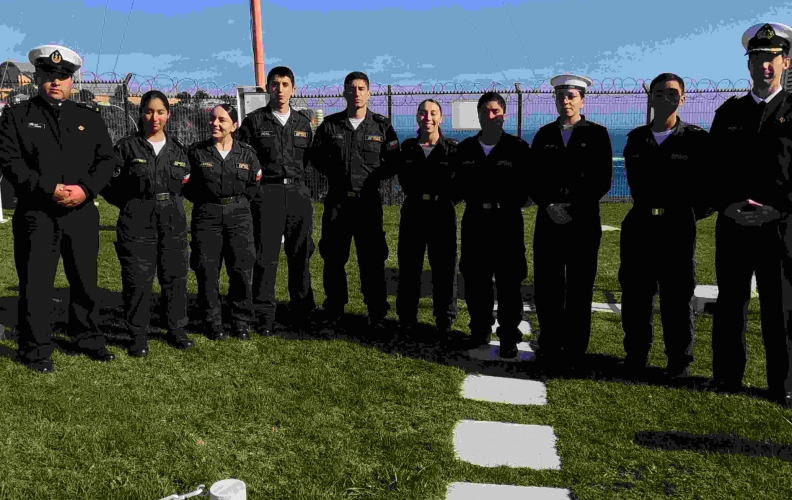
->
[[467, 341, 535, 362], [591, 302, 621, 314], [601, 225, 620, 231], [462, 374, 547, 406], [493, 319, 532, 334], [454, 420, 561, 469], [447, 483, 571, 500]]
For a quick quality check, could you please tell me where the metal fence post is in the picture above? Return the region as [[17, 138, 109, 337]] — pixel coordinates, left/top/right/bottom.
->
[[514, 82, 523, 139], [642, 82, 652, 126], [122, 73, 132, 136], [387, 85, 392, 120]]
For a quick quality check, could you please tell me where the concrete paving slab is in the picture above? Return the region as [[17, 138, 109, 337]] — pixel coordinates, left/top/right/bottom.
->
[[454, 420, 561, 469], [462, 374, 547, 406], [447, 483, 571, 500], [601, 225, 620, 231]]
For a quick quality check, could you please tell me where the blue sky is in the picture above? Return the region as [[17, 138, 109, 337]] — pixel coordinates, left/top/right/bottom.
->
[[2, 0, 791, 88]]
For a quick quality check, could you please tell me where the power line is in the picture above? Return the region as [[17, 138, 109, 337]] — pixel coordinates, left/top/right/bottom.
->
[[95, 0, 111, 76], [468, 20, 510, 85], [503, 2, 537, 84], [113, 0, 135, 75]]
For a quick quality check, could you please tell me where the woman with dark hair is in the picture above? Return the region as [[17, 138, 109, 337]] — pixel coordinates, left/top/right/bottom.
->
[[395, 98, 460, 338], [101, 90, 193, 357], [183, 104, 262, 340]]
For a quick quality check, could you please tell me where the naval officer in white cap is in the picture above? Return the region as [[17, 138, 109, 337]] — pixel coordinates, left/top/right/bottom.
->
[[708, 22, 792, 408], [0, 45, 116, 372], [528, 74, 613, 373]]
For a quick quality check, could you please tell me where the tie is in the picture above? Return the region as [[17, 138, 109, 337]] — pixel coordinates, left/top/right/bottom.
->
[[756, 100, 767, 133]]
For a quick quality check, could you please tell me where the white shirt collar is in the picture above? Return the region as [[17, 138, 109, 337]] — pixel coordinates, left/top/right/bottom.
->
[[751, 86, 784, 104]]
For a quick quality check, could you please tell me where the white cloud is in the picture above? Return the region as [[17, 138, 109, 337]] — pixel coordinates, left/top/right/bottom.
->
[[391, 72, 415, 78], [212, 49, 281, 68], [228, 19, 235, 24], [419, 63, 435, 68]]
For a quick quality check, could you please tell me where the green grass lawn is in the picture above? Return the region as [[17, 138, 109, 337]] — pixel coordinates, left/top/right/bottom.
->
[[0, 202, 790, 499]]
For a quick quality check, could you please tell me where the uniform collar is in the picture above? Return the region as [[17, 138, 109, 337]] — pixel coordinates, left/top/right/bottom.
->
[[751, 86, 784, 104], [556, 115, 587, 130]]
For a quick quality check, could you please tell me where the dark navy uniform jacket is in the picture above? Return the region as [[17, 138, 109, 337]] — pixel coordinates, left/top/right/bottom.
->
[[710, 91, 792, 216], [0, 95, 115, 206], [529, 116, 612, 218], [311, 109, 401, 196], [102, 133, 190, 208], [237, 105, 312, 184], [398, 135, 459, 202], [184, 139, 262, 203], [624, 120, 711, 220], [453, 132, 532, 208]]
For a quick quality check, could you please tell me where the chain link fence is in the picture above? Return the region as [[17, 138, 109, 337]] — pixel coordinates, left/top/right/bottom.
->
[[1, 74, 751, 204]]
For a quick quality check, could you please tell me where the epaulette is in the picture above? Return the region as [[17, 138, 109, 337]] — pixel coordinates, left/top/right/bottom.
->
[[76, 101, 100, 112], [372, 112, 391, 124], [238, 140, 256, 152], [295, 108, 313, 121], [171, 137, 186, 150], [715, 95, 739, 113]]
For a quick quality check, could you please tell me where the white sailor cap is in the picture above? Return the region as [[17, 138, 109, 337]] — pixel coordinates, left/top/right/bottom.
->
[[550, 74, 593, 93], [742, 22, 792, 55], [28, 45, 83, 75]]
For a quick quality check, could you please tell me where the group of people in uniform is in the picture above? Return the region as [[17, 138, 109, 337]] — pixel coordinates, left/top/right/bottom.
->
[[2, 21, 792, 409]]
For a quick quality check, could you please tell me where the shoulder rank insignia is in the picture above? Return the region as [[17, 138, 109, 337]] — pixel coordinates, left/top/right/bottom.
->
[[238, 163, 250, 170], [294, 130, 308, 138], [386, 139, 399, 151], [173, 161, 186, 167]]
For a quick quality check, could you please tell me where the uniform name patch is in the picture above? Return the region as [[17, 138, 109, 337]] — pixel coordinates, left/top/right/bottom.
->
[[133, 158, 147, 164], [173, 161, 186, 167], [386, 140, 399, 151], [671, 154, 688, 160], [294, 131, 308, 138], [257, 131, 275, 137], [366, 135, 383, 142], [201, 162, 213, 168], [332, 134, 344, 140], [238, 163, 250, 170], [497, 160, 512, 167], [27, 122, 45, 129]]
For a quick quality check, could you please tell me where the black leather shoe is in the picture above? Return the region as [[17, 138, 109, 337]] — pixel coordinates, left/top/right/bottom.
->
[[85, 347, 115, 363], [703, 378, 742, 393], [128, 338, 149, 358], [499, 341, 519, 359], [772, 392, 792, 410], [234, 323, 251, 340], [664, 363, 690, 379], [167, 329, 194, 350], [26, 359, 54, 373], [208, 323, 227, 341]]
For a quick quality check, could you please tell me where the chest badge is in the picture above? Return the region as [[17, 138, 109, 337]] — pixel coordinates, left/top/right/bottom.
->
[[78, 125, 85, 131], [294, 131, 308, 138], [238, 163, 250, 170], [365, 135, 382, 142], [27, 122, 45, 129], [780, 117, 786, 123], [173, 161, 186, 167], [132, 158, 147, 164], [201, 162, 213, 168]]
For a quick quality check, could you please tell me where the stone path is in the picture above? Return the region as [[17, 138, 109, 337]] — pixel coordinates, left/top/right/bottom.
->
[[450, 340, 571, 498]]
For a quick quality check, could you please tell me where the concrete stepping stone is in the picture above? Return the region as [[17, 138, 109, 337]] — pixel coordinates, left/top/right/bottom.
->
[[591, 302, 621, 314], [601, 225, 620, 231], [466, 340, 535, 362], [447, 483, 571, 499], [462, 374, 547, 406], [454, 420, 561, 469]]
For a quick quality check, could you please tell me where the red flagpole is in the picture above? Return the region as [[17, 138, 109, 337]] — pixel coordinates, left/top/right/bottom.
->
[[251, 0, 265, 87]]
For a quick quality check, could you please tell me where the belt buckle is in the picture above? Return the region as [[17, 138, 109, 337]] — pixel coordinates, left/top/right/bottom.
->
[[483, 203, 491, 209], [422, 194, 430, 201], [651, 208, 664, 216]]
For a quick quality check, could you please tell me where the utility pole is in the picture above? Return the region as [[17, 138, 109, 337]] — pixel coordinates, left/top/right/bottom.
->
[[250, 0, 265, 87]]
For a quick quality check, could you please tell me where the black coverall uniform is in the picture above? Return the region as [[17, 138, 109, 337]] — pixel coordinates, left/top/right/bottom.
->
[[710, 91, 792, 400], [0, 96, 115, 363], [396, 136, 459, 329], [311, 110, 401, 320], [102, 134, 191, 340], [454, 132, 531, 345], [620, 120, 711, 370], [184, 139, 261, 331], [530, 117, 613, 360], [238, 106, 315, 331]]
